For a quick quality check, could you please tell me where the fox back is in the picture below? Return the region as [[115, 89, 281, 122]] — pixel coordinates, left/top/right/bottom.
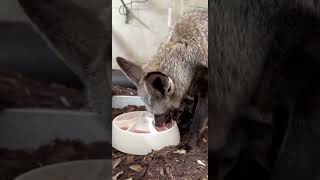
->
[[117, 10, 208, 115]]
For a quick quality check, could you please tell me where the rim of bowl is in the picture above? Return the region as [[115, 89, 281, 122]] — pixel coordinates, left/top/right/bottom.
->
[[112, 111, 177, 135]]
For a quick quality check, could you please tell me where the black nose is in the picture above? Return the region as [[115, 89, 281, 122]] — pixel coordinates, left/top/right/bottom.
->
[[154, 112, 171, 126]]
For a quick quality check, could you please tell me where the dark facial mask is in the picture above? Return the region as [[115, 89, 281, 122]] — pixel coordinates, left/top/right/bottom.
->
[[154, 112, 171, 127]]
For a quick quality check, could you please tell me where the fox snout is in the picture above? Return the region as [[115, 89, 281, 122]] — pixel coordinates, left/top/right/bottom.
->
[[154, 106, 186, 127], [154, 112, 172, 127]]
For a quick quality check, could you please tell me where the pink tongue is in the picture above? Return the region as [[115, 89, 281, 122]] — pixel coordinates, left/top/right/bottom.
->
[[155, 125, 168, 132], [155, 122, 173, 132], [120, 127, 150, 133]]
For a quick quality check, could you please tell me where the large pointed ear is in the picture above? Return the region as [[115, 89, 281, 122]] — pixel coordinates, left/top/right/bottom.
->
[[144, 72, 174, 97], [116, 57, 144, 85], [17, 0, 109, 79]]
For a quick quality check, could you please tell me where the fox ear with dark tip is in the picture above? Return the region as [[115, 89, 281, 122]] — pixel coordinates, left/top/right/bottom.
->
[[17, 0, 109, 79], [116, 57, 144, 86]]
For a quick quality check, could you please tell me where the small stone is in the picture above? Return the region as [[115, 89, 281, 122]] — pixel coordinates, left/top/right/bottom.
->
[[174, 149, 186, 154]]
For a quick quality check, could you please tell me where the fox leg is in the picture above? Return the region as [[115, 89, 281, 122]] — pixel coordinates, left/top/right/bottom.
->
[[187, 95, 208, 149]]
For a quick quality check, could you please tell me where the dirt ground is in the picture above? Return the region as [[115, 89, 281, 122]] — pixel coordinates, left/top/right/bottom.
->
[[112, 85, 138, 96], [112, 127, 208, 180], [0, 72, 137, 110], [0, 71, 208, 179], [0, 71, 110, 180], [0, 71, 88, 110], [112, 93, 208, 180]]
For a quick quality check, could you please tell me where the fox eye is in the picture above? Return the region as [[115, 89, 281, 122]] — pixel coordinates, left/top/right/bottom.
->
[[167, 87, 171, 92]]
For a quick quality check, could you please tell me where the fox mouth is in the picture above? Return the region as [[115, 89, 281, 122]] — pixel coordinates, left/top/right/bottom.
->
[[154, 113, 173, 131], [154, 121, 173, 131]]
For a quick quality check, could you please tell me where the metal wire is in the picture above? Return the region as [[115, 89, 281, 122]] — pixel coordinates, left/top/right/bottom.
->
[[119, 0, 150, 15]]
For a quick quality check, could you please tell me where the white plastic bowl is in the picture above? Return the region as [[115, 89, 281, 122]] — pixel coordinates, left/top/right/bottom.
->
[[112, 96, 180, 155], [14, 160, 111, 180]]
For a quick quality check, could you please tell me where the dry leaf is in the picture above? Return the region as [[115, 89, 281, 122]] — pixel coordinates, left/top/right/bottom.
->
[[112, 171, 123, 180], [112, 152, 125, 159], [112, 157, 125, 169], [60, 96, 71, 107], [197, 160, 206, 167], [202, 175, 208, 180], [174, 149, 186, 154], [136, 166, 147, 179], [159, 167, 165, 176], [129, 165, 143, 172], [202, 177, 208, 180], [126, 155, 135, 164], [166, 167, 175, 180], [203, 138, 207, 143], [125, 178, 133, 180]]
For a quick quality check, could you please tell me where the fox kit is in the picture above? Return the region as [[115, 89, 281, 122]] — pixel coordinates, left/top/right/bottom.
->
[[116, 10, 208, 149]]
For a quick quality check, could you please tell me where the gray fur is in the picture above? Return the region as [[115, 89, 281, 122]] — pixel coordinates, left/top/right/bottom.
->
[[117, 10, 208, 148], [17, 0, 112, 133], [117, 10, 208, 114]]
